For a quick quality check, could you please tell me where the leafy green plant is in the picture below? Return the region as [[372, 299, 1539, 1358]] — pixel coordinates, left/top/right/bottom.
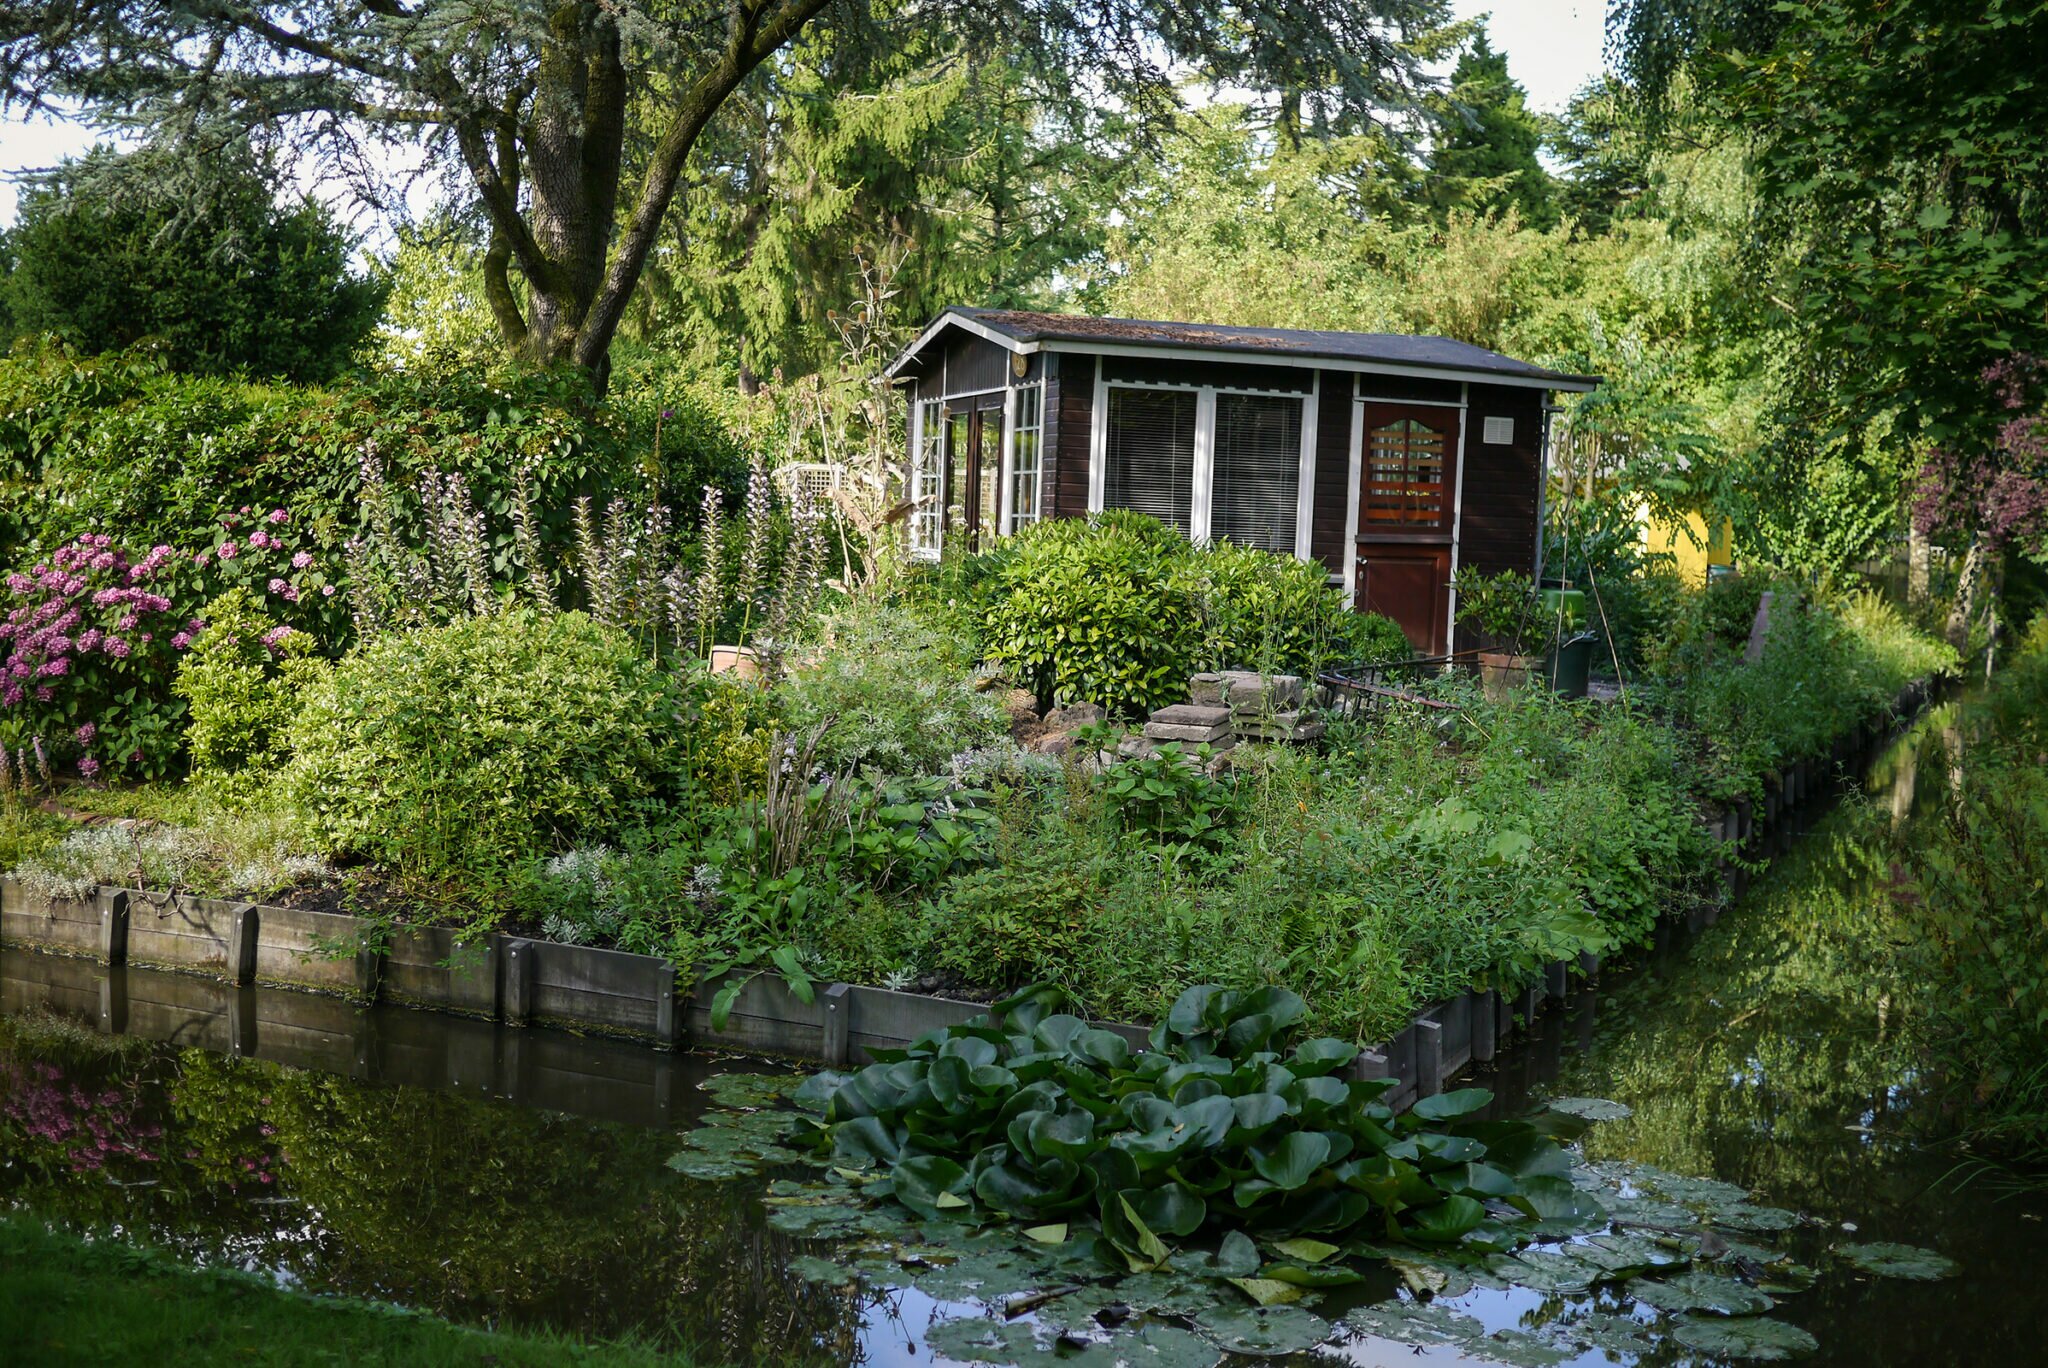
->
[[797, 983, 1597, 1257], [284, 610, 686, 888], [1451, 568, 1541, 655], [173, 589, 328, 784], [1096, 738, 1243, 854], [779, 598, 1007, 774]]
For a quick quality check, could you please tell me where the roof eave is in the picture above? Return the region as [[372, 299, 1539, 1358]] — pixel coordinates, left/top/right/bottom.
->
[[883, 308, 1034, 382]]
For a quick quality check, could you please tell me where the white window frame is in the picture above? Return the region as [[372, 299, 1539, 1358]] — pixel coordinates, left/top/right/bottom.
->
[[1002, 379, 1046, 534], [910, 397, 944, 561], [1087, 372, 1318, 561]]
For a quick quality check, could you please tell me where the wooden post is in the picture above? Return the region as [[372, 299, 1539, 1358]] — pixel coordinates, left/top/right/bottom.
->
[[1471, 989, 1499, 1063], [655, 963, 682, 1049], [1412, 1017, 1444, 1100], [230, 987, 258, 1058], [353, 946, 383, 1003], [1545, 959, 1568, 1002], [97, 964, 128, 1036], [502, 938, 533, 1026], [97, 888, 129, 965], [226, 904, 259, 986], [821, 983, 851, 1066]]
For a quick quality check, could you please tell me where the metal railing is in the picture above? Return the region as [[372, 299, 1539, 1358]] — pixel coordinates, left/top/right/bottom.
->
[[1317, 652, 1477, 719]]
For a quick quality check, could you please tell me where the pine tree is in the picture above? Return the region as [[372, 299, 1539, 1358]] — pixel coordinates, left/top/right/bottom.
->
[[1426, 29, 1556, 228]]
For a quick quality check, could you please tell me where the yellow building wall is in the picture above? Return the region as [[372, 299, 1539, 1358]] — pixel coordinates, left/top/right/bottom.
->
[[1641, 508, 1734, 585]]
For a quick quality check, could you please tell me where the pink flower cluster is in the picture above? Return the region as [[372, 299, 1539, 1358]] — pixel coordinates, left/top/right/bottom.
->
[[1914, 354, 2048, 555], [0, 535, 180, 711], [2, 1058, 163, 1175]]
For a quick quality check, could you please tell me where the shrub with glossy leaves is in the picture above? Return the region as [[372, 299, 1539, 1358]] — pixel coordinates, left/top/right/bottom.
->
[[284, 610, 685, 884], [173, 589, 327, 784]]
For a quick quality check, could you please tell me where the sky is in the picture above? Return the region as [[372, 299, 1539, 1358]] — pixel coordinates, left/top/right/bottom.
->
[[0, 1, 1611, 229]]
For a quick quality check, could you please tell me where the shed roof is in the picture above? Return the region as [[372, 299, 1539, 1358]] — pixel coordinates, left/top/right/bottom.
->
[[887, 307, 1599, 391]]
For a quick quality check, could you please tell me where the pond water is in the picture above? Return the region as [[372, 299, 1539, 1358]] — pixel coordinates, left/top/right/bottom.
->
[[4, 712, 2043, 1365]]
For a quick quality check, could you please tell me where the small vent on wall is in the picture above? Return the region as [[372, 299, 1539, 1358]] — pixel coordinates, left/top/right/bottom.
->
[[1482, 416, 1515, 445]]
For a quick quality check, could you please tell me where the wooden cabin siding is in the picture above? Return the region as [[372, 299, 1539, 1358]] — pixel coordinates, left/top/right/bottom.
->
[[1310, 371, 1352, 575], [1456, 387, 1545, 577], [1051, 353, 1095, 518]]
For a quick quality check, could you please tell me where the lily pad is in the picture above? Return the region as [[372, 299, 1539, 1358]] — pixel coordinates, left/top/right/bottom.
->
[[1487, 1249, 1600, 1293], [665, 1151, 753, 1181], [1545, 1096, 1635, 1122], [1052, 1324, 1224, 1368], [1669, 1315, 1819, 1360], [1344, 1298, 1488, 1348], [1193, 1304, 1331, 1357], [1837, 1241, 1959, 1281], [1544, 1310, 1657, 1358], [1475, 1328, 1574, 1367], [1224, 1277, 1304, 1307], [700, 1071, 802, 1107], [1624, 1270, 1775, 1316], [788, 1254, 859, 1287], [926, 1318, 1045, 1364], [1712, 1203, 1802, 1233]]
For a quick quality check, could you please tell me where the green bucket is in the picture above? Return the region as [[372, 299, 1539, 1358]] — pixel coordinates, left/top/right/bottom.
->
[[1542, 632, 1597, 699]]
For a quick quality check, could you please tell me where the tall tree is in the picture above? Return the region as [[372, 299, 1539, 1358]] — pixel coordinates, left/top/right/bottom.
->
[[1425, 28, 1556, 228], [2, 145, 385, 381], [1, 1, 1451, 386]]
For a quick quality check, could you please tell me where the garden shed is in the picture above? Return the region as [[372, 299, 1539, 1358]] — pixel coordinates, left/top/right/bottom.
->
[[887, 308, 1598, 654]]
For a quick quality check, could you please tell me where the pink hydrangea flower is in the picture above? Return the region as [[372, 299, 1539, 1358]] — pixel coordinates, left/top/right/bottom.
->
[[77, 756, 99, 778], [171, 632, 192, 650], [75, 723, 96, 745], [320, 584, 336, 597], [218, 542, 238, 560], [268, 509, 290, 524], [291, 551, 313, 570], [268, 578, 288, 595]]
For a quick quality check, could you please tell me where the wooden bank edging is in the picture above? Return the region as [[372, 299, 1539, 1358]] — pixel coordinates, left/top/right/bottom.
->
[[0, 678, 1936, 1108]]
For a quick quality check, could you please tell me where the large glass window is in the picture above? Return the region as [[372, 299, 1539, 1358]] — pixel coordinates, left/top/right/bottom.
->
[[1008, 383, 1043, 532], [910, 398, 943, 557], [1364, 417, 1449, 527], [1103, 387, 1197, 536], [1210, 392, 1302, 553]]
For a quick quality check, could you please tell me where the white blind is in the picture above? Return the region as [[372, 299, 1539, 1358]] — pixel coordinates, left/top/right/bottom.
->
[[1104, 387, 1196, 535], [1210, 392, 1302, 553]]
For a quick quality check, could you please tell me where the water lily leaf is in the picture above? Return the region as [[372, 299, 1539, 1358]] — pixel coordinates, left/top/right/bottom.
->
[[1290, 1038, 1359, 1076], [1227, 1093, 1289, 1142], [893, 1154, 975, 1221], [1344, 1298, 1487, 1348], [1409, 1087, 1493, 1122], [1669, 1316, 1819, 1360], [1224, 1277, 1304, 1306], [1197, 1303, 1329, 1357], [1250, 1131, 1333, 1191], [1023, 1223, 1068, 1244], [788, 1254, 858, 1287], [1111, 1271, 1218, 1317], [1574, 1233, 1691, 1277], [1545, 1096, 1634, 1122], [1487, 1250, 1599, 1293], [1640, 1168, 1751, 1207], [1104, 1193, 1171, 1271], [665, 1151, 752, 1181], [1478, 1328, 1574, 1366], [1027, 1108, 1096, 1161], [1407, 1194, 1487, 1243], [1268, 1237, 1340, 1264], [1261, 1262, 1366, 1289], [1713, 1203, 1802, 1233], [926, 1317, 1044, 1364], [832, 1115, 902, 1167], [1389, 1256, 1450, 1296], [1133, 1186, 1208, 1238], [1625, 1271, 1775, 1316], [1837, 1241, 1959, 1281], [1214, 1230, 1260, 1278], [1050, 1324, 1225, 1368]]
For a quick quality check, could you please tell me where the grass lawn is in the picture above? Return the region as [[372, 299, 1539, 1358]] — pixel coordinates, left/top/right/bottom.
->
[[0, 1214, 695, 1367]]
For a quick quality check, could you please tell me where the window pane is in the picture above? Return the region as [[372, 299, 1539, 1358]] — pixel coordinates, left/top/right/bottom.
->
[[1364, 417, 1449, 527], [1104, 387, 1196, 535], [1210, 392, 1303, 554], [1010, 384, 1042, 530], [911, 400, 943, 555]]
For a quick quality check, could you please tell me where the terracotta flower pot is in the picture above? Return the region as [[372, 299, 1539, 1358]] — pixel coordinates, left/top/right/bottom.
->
[[1477, 651, 1534, 702], [708, 644, 761, 680]]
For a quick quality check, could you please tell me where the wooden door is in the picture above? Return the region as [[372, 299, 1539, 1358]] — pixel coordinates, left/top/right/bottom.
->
[[1354, 401, 1460, 655], [1358, 547, 1450, 655], [945, 400, 1004, 551]]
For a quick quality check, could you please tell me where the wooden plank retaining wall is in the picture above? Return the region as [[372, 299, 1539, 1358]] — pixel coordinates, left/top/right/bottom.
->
[[0, 679, 1933, 1108]]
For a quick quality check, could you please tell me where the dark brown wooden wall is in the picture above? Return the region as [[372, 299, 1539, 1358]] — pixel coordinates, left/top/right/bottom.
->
[[1310, 371, 1352, 575], [1050, 353, 1094, 518], [1456, 385, 1545, 578], [909, 331, 1012, 400]]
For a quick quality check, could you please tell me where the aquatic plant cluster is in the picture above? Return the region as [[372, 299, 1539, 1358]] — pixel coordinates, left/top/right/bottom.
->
[[664, 991, 1964, 1365]]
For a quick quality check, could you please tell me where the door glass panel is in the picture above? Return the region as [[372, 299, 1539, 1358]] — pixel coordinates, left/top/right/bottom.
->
[[945, 410, 971, 548], [1364, 417, 1449, 527]]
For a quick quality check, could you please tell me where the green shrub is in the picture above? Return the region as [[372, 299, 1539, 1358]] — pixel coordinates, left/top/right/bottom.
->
[[284, 610, 685, 886], [980, 513, 1407, 716], [929, 849, 1108, 992], [778, 598, 1007, 775], [1196, 540, 1411, 673], [980, 513, 1202, 716], [173, 590, 327, 783]]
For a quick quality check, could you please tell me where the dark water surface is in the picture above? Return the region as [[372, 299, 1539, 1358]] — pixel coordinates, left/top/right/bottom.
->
[[4, 715, 2043, 1366]]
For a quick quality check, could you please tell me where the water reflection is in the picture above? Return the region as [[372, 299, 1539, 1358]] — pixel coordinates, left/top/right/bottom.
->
[[0, 965, 863, 1364], [7, 711, 2048, 1366]]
